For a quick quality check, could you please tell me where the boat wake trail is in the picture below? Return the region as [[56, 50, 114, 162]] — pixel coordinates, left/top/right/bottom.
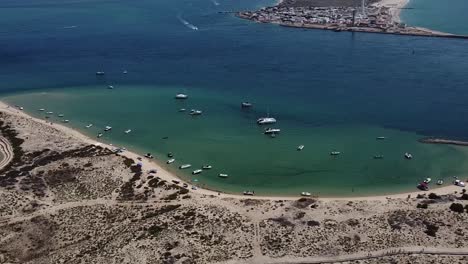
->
[[177, 15, 199, 31], [211, 0, 220, 6]]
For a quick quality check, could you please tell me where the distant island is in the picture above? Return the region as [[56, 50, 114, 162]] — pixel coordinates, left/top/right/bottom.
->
[[237, 0, 464, 38]]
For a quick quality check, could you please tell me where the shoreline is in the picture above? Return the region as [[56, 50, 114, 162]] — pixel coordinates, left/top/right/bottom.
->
[[373, 0, 410, 23], [0, 100, 465, 201]]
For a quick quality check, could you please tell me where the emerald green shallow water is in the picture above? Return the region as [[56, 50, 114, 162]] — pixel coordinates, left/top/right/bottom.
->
[[3, 86, 468, 196]]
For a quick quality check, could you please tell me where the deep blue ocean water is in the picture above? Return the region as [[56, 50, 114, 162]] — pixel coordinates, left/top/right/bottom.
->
[[1, 0, 468, 196]]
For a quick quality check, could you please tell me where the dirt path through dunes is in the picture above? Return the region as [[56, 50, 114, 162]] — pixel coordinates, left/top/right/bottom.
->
[[0, 136, 13, 170], [261, 247, 468, 264]]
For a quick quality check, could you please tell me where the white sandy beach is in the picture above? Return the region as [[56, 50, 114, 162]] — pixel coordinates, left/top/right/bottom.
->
[[373, 0, 410, 23], [0, 100, 465, 202]]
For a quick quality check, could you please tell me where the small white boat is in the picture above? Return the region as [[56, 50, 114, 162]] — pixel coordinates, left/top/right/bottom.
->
[[179, 164, 192, 169], [96, 71, 105, 75], [301, 192, 311, 197], [124, 129, 132, 134], [241, 102, 253, 108], [202, 165, 212, 170], [123, 70, 128, 74], [19, 107, 24, 110], [58, 114, 64, 117], [85, 124, 93, 128], [104, 126, 112, 131], [264, 128, 281, 134], [46, 111, 53, 114], [376, 136, 386, 140], [423, 178, 431, 184], [62, 120, 69, 123], [243, 190, 255, 196], [330, 151, 341, 156], [218, 173, 228, 178], [167, 159, 175, 164], [192, 169, 202, 175], [97, 133, 103, 138], [189, 109, 202, 115], [257, 117, 276, 125], [179, 108, 186, 112], [175, 93, 188, 99], [108, 85, 114, 89], [404, 152, 413, 159], [144, 153, 154, 159], [297, 145, 305, 151], [38, 108, 45, 112]]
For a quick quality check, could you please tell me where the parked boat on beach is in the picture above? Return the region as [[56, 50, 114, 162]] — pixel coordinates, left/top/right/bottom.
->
[[179, 164, 192, 169], [97, 133, 103, 138], [301, 192, 311, 197], [144, 153, 154, 159], [218, 173, 228, 178], [192, 169, 202, 175], [175, 93, 188, 99], [167, 159, 175, 164], [243, 190, 254, 196]]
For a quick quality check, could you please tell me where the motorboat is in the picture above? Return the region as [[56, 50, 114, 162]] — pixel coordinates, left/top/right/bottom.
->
[[373, 155, 384, 159], [257, 117, 276, 125], [189, 109, 202, 115], [264, 128, 280, 134], [179, 164, 192, 169], [175, 93, 188, 99], [192, 169, 202, 175], [85, 124, 93, 128], [19, 107, 24, 110], [218, 173, 228, 178], [376, 136, 386, 140], [124, 129, 132, 134], [179, 108, 186, 112], [58, 114, 64, 117], [97, 133, 103, 138], [202, 165, 212, 170], [123, 70, 128, 74], [417, 182, 429, 191], [46, 111, 53, 115], [104, 126, 112, 132], [297, 145, 305, 151], [243, 190, 255, 196], [454, 180, 466, 187], [144, 153, 154, 159], [241, 102, 253, 108], [38, 108, 45, 112], [404, 153, 413, 159], [423, 178, 431, 184], [167, 159, 175, 164], [436, 179, 444, 185], [330, 151, 341, 156], [301, 192, 311, 197], [108, 85, 114, 89], [96, 71, 105, 75], [62, 120, 69, 123]]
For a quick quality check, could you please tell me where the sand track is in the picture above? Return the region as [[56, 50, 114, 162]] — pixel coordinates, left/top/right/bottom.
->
[[0, 136, 13, 170]]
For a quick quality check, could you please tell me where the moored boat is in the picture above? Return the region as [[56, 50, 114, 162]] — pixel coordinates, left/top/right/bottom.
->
[[97, 133, 103, 138], [124, 129, 132, 134], [85, 124, 93, 128], [202, 165, 212, 170], [330, 151, 341, 156], [167, 158, 175, 164], [144, 153, 154, 159], [436, 179, 444, 185], [107, 85, 114, 89], [175, 93, 188, 99], [373, 155, 384, 159], [264, 128, 281, 134], [104, 126, 112, 132], [241, 102, 253, 108], [38, 108, 45, 112], [167, 152, 174, 158], [179, 108, 186, 112], [297, 145, 305, 151], [257, 117, 276, 125], [218, 173, 228, 178], [376, 136, 386, 140], [423, 178, 432, 184], [189, 109, 202, 115], [179, 164, 192, 169], [192, 169, 202, 175], [404, 152, 413, 159], [58, 114, 64, 117], [96, 71, 105, 75], [62, 119, 69, 123]]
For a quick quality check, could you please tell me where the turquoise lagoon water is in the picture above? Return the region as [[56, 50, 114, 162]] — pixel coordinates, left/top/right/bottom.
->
[[1, 0, 468, 196]]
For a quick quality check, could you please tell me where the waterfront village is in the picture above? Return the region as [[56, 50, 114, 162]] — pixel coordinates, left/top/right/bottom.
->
[[237, 5, 446, 36]]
